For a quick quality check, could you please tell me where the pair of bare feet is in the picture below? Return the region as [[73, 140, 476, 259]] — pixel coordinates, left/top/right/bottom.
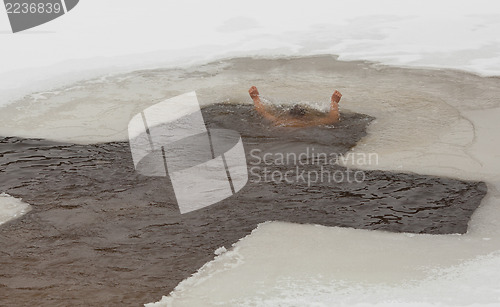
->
[[248, 86, 342, 127]]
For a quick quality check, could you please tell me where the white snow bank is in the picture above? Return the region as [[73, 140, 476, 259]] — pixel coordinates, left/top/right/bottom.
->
[[0, 193, 31, 226]]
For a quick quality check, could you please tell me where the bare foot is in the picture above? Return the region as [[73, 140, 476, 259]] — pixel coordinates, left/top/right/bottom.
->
[[331, 90, 342, 103], [249, 86, 260, 98]]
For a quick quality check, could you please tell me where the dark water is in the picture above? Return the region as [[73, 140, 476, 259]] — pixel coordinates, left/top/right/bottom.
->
[[0, 104, 487, 306]]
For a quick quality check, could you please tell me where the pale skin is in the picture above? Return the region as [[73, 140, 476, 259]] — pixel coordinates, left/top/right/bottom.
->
[[248, 86, 342, 127]]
